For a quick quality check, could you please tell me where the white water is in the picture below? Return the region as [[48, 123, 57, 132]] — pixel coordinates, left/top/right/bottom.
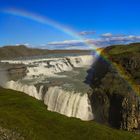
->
[[44, 86, 93, 120], [2, 55, 93, 78], [5, 81, 93, 120], [4, 55, 94, 121]]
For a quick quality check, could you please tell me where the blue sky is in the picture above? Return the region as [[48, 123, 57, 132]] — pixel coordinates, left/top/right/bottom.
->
[[0, 0, 140, 49]]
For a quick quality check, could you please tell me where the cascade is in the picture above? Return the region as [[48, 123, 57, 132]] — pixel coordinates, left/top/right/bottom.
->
[[3, 55, 95, 121]]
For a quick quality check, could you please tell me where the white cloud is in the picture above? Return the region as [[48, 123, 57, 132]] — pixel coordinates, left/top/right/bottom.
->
[[47, 39, 92, 50], [47, 34, 140, 49], [101, 33, 113, 37], [48, 40, 84, 45], [79, 31, 96, 36], [15, 43, 30, 46]]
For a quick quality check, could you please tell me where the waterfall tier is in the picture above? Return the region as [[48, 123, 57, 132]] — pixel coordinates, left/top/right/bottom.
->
[[5, 81, 94, 120], [3, 54, 94, 121]]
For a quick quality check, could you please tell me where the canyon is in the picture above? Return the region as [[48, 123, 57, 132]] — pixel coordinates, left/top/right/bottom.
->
[[1, 54, 95, 121], [1, 43, 140, 132]]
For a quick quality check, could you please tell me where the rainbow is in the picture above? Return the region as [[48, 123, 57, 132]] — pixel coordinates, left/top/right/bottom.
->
[[101, 53, 140, 96], [3, 8, 97, 51], [2, 8, 140, 96]]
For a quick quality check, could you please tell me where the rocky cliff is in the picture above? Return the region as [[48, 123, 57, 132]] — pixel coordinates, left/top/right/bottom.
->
[[88, 43, 140, 131]]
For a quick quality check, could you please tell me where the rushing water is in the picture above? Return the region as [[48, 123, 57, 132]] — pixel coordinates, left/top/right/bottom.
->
[[3, 54, 95, 120]]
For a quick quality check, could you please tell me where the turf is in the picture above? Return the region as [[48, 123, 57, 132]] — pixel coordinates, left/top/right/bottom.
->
[[105, 43, 140, 55], [0, 87, 140, 140]]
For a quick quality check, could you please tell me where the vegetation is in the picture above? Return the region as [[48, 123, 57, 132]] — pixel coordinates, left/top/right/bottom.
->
[[104, 43, 140, 55], [0, 87, 140, 140], [89, 43, 140, 130], [103, 43, 140, 84], [1, 43, 140, 139]]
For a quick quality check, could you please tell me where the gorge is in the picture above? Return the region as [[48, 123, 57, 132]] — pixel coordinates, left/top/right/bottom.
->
[[1, 54, 95, 121], [1, 43, 140, 132]]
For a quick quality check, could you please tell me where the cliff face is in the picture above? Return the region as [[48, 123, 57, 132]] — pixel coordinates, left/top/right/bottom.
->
[[121, 95, 140, 131], [89, 43, 140, 131]]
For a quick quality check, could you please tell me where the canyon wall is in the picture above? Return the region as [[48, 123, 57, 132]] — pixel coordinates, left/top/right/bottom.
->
[[88, 47, 140, 131]]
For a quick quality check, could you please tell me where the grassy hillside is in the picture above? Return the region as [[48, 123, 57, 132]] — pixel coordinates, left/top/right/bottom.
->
[[0, 87, 139, 140], [103, 43, 140, 84], [0, 45, 90, 59], [104, 43, 140, 55], [89, 43, 140, 131]]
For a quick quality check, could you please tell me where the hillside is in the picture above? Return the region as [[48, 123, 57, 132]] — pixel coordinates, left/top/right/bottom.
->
[[103, 43, 140, 84], [0, 45, 91, 60], [89, 43, 140, 131], [0, 87, 140, 140]]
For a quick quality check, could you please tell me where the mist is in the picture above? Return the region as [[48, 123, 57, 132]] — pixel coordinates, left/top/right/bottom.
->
[[0, 66, 8, 87]]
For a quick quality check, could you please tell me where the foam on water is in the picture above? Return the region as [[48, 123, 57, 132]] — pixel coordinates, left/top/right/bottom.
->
[[44, 86, 93, 120], [5, 81, 94, 120], [3, 55, 95, 121]]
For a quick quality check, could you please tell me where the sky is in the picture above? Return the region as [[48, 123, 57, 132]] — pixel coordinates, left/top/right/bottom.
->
[[0, 0, 140, 49]]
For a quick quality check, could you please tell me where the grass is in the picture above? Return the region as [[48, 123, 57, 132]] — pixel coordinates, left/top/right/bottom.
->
[[0, 87, 140, 140], [105, 43, 140, 55], [101, 43, 140, 95]]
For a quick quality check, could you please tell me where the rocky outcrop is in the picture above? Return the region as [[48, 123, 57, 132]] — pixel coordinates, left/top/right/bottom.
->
[[88, 54, 140, 131], [90, 87, 140, 131], [0, 126, 24, 140], [121, 95, 140, 131], [112, 54, 140, 84]]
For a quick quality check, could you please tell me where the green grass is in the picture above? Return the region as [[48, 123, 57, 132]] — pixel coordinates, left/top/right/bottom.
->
[[105, 43, 140, 55], [103, 43, 140, 84], [0, 87, 140, 140]]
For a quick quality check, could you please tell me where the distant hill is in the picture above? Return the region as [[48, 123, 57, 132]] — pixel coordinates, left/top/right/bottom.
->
[[0, 45, 91, 59]]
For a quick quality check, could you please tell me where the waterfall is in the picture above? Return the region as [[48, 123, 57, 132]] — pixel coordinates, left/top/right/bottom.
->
[[3, 55, 95, 121], [44, 86, 93, 120], [1, 55, 94, 77], [5, 80, 42, 100], [5, 81, 94, 121]]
